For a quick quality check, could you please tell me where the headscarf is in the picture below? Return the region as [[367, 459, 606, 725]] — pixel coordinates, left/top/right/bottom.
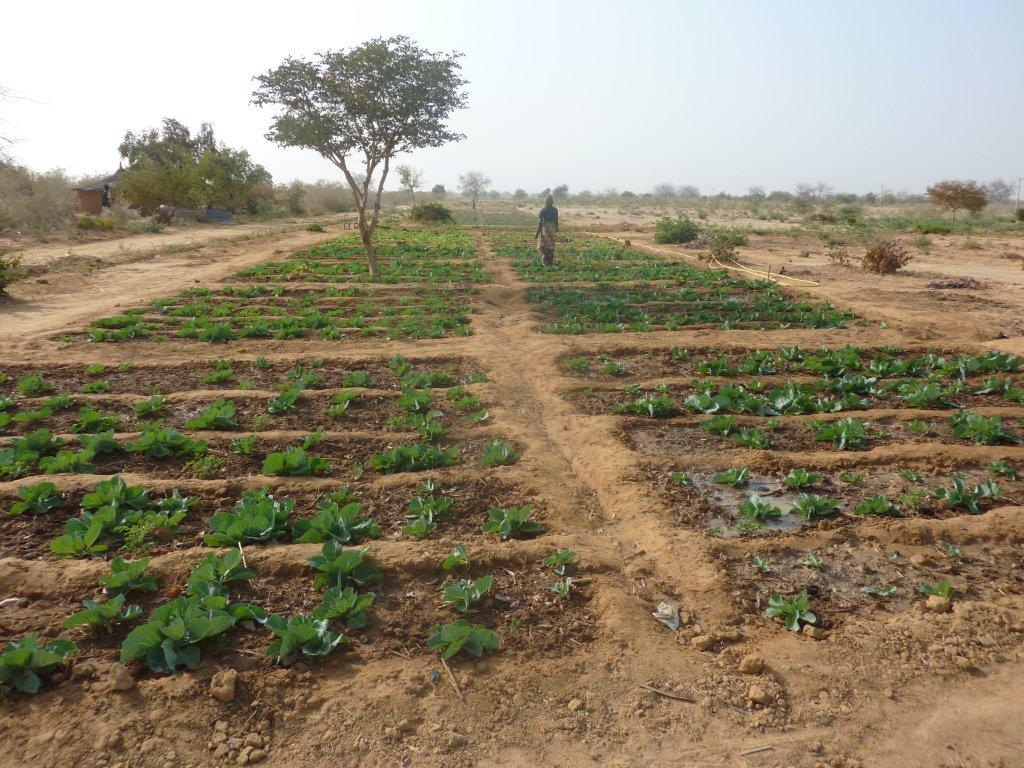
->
[[544, 195, 554, 208]]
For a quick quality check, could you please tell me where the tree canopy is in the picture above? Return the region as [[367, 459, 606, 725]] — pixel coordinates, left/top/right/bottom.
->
[[252, 36, 467, 275], [926, 180, 988, 218], [118, 118, 271, 214]]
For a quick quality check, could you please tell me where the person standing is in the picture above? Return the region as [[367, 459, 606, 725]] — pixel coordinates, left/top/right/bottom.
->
[[535, 194, 559, 266]]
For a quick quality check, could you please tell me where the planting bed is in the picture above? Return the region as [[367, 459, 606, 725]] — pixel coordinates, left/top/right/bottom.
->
[[4, 224, 1024, 768]]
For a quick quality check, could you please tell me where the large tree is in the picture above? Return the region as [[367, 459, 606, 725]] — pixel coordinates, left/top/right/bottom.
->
[[458, 171, 491, 209], [926, 180, 988, 219], [253, 37, 467, 277]]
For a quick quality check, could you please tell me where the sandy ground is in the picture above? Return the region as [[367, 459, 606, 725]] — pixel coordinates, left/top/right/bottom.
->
[[0, 220, 1022, 768]]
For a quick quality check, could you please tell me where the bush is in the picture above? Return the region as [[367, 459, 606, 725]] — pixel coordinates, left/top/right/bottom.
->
[[862, 238, 912, 274], [0, 163, 77, 233], [0, 254, 23, 294], [75, 215, 118, 231], [913, 217, 956, 235], [1015, 208, 1024, 223], [410, 202, 453, 223], [653, 216, 699, 244]]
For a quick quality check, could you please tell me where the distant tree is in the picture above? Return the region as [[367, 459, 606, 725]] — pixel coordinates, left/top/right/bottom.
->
[[813, 182, 834, 199], [653, 183, 676, 198], [926, 180, 988, 219], [552, 183, 569, 198], [747, 186, 766, 198], [281, 180, 306, 215], [118, 118, 272, 214], [513, 189, 527, 200], [458, 171, 491, 209], [620, 190, 635, 198], [396, 165, 423, 202], [431, 183, 446, 195], [253, 36, 468, 277], [985, 179, 1014, 208], [794, 182, 815, 199], [677, 185, 701, 199]]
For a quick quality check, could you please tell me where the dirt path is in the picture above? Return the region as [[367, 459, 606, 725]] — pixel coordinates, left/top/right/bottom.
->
[[1, 229, 1022, 767], [4, 216, 344, 270]]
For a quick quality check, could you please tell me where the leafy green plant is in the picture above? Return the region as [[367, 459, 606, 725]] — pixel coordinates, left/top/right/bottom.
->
[[185, 398, 239, 430], [265, 614, 345, 665], [840, 471, 865, 484], [852, 495, 900, 517], [701, 415, 737, 436], [308, 543, 382, 590], [801, 550, 824, 570], [479, 439, 519, 467], [292, 499, 380, 543], [861, 584, 897, 598], [483, 505, 545, 540], [267, 386, 303, 414], [544, 549, 577, 575], [342, 370, 373, 387], [40, 448, 97, 475], [427, 620, 499, 659], [369, 442, 459, 473], [327, 390, 361, 416], [82, 380, 111, 394], [186, 549, 255, 594], [262, 447, 331, 477], [442, 575, 494, 612], [70, 405, 120, 434], [812, 418, 869, 449], [751, 555, 770, 573], [930, 476, 1001, 514], [135, 395, 167, 418], [731, 428, 772, 449], [790, 494, 840, 520], [739, 495, 782, 522], [99, 557, 159, 595], [949, 411, 1020, 445], [9, 482, 63, 516], [764, 591, 817, 632], [205, 488, 293, 546], [0, 634, 76, 694], [63, 593, 141, 630], [442, 544, 470, 570], [311, 586, 374, 628], [128, 427, 206, 459], [548, 577, 575, 599], [987, 459, 1018, 480], [403, 493, 454, 537], [713, 467, 749, 486], [918, 579, 953, 598], [615, 394, 676, 418], [784, 468, 821, 489], [119, 597, 237, 673], [231, 434, 257, 455], [15, 374, 52, 397]]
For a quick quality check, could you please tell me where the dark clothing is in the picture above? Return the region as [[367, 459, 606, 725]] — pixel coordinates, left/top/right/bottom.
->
[[538, 205, 558, 224]]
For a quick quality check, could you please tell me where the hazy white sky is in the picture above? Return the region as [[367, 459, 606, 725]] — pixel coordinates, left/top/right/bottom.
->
[[2, 0, 1021, 195]]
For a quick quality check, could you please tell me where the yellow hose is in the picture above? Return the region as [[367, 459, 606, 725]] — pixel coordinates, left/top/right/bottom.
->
[[590, 233, 822, 287]]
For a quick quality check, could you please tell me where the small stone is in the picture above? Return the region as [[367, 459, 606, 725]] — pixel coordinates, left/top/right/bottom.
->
[[211, 668, 238, 702], [396, 719, 415, 734], [227, 737, 243, 751], [447, 733, 466, 748], [248, 749, 266, 764], [747, 685, 772, 706], [926, 595, 952, 614], [953, 656, 973, 670], [690, 634, 715, 651], [739, 654, 765, 675], [803, 625, 828, 640], [243, 733, 264, 748], [567, 698, 584, 712], [139, 738, 160, 755], [108, 663, 135, 692], [910, 553, 931, 566], [215, 720, 230, 733]]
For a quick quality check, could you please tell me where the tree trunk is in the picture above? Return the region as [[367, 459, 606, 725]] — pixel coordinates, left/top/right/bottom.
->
[[357, 210, 378, 278], [472, 194, 477, 210]]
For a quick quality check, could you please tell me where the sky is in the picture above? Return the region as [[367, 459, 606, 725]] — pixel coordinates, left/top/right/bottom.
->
[[2, 0, 1022, 195]]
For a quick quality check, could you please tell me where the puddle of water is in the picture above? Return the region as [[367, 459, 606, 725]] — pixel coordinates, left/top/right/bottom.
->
[[703, 474, 807, 536]]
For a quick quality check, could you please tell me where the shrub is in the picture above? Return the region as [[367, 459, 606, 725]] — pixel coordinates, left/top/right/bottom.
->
[[1014, 208, 1024, 222], [75, 215, 117, 231], [653, 216, 699, 244], [0, 254, 23, 294], [410, 202, 454, 222], [862, 238, 912, 274]]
